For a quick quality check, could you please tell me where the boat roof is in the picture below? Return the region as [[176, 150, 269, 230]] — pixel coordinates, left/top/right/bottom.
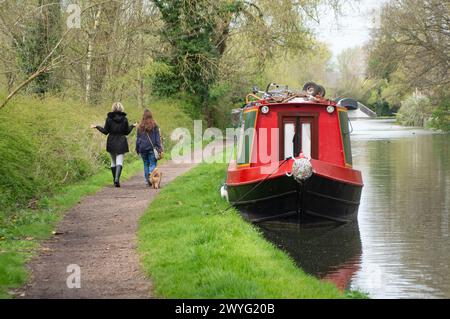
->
[[243, 94, 337, 110]]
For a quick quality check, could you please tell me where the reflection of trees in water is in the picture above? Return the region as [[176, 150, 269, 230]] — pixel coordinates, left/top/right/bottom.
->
[[432, 135, 450, 240], [355, 133, 450, 297], [259, 221, 362, 291]]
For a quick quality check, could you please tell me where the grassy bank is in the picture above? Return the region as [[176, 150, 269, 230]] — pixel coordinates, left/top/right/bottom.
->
[[138, 162, 358, 298], [0, 94, 194, 298], [0, 95, 193, 211], [0, 160, 144, 298]]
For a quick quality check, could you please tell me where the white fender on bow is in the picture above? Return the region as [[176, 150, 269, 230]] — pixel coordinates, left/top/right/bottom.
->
[[220, 185, 229, 202], [286, 155, 313, 183]]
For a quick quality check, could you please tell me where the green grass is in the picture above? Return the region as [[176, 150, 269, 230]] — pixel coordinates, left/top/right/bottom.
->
[[138, 162, 358, 299], [0, 160, 143, 298]]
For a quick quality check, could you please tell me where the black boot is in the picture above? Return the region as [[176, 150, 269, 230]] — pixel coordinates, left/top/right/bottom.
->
[[111, 166, 116, 184], [114, 165, 122, 188]]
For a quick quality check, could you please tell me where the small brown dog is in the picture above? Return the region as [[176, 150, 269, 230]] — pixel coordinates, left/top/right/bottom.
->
[[149, 168, 162, 189]]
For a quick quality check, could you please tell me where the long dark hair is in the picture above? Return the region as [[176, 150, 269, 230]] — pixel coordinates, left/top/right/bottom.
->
[[138, 109, 156, 133]]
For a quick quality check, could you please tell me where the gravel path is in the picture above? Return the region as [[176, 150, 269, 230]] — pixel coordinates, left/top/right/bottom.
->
[[18, 159, 199, 299]]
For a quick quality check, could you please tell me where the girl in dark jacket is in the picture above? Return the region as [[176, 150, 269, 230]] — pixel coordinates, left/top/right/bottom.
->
[[136, 109, 163, 186], [91, 102, 136, 187]]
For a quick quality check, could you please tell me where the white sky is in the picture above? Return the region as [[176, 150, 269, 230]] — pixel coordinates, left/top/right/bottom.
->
[[310, 0, 387, 59]]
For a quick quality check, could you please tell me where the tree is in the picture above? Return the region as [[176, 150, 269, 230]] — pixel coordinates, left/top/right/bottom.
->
[[151, 0, 342, 124], [15, 0, 63, 94], [368, 0, 450, 96], [0, 0, 346, 116], [64, 0, 163, 105], [0, 0, 68, 109], [366, 0, 450, 125], [263, 42, 333, 91]]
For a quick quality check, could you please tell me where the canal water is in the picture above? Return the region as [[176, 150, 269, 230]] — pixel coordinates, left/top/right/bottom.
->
[[259, 119, 450, 298]]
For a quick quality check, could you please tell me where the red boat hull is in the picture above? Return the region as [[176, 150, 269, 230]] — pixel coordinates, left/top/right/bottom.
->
[[226, 159, 363, 223]]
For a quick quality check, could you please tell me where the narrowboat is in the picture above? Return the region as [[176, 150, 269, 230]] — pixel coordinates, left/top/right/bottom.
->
[[222, 82, 364, 223]]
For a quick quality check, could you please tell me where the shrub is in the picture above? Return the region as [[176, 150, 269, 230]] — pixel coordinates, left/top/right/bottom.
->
[[0, 96, 106, 213], [397, 93, 434, 127], [0, 120, 38, 208], [429, 98, 450, 132]]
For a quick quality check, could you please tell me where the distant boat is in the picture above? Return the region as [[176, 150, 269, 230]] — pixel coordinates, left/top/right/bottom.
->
[[335, 98, 377, 119], [223, 82, 364, 223]]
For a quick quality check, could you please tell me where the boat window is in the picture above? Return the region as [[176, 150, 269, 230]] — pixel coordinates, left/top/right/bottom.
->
[[338, 110, 353, 166], [237, 109, 258, 165], [284, 122, 295, 159], [281, 115, 318, 160], [301, 123, 311, 158]]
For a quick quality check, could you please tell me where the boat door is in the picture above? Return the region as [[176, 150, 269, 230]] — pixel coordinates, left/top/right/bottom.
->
[[280, 114, 318, 160]]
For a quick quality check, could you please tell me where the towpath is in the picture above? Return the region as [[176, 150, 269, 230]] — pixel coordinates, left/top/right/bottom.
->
[[17, 151, 208, 298]]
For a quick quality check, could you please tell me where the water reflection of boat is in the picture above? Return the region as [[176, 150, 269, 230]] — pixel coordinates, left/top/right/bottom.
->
[[259, 219, 362, 290]]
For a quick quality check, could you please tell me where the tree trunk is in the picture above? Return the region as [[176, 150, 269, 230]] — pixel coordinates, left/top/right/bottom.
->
[[138, 67, 144, 108], [6, 72, 15, 94], [85, 6, 102, 104], [137, 30, 144, 108], [131, 0, 145, 109], [0, 66, 50, 110]]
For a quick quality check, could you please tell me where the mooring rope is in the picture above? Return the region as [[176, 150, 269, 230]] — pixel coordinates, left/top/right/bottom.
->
[[220, 158, 291, 214]]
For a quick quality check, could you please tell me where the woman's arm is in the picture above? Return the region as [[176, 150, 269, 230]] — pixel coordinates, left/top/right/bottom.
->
[[124, 118, 135, 135], [135, 130, 141, 154], [159, 128, 164, 152], [95, 118, 110, 135], [154, 127, 162, 152]]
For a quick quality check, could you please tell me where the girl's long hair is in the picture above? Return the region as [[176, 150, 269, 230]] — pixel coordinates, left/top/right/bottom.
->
[[138, 109, 156, 133]]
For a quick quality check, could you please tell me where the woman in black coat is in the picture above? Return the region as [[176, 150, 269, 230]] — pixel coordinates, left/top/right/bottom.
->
[[91, 102, 136, 187]]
